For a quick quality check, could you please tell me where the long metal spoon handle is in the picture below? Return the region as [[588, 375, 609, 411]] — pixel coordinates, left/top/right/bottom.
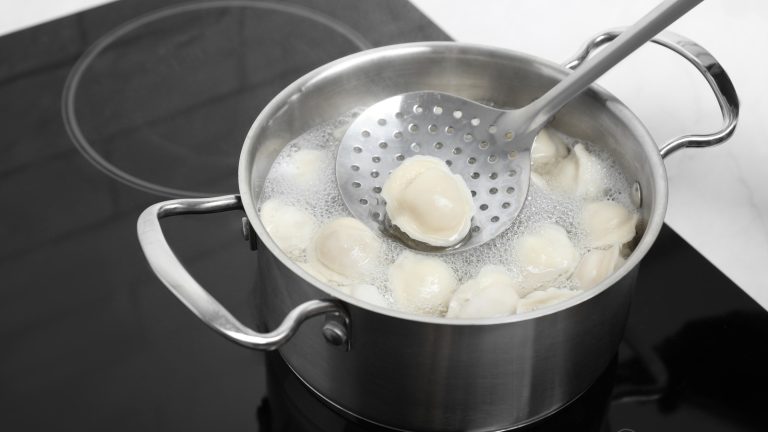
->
[[524, 0, 704, 133]]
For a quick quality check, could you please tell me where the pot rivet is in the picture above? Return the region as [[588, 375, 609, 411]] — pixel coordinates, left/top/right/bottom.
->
[[241, 217, 258, 251], [631, 181, 642, 208], [322, 321, 348, 347]]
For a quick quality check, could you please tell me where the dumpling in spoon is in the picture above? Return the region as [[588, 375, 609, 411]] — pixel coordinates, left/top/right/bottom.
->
[[259, 199, 317, 259], [517, 287, 583, 314], [581, 200, 638, 248], [382, 155, 474, 247], [514, 223, 579, 293], [388, 251, 458, 315], [305, 217, 381, 284], [446, 265, 520, 319]]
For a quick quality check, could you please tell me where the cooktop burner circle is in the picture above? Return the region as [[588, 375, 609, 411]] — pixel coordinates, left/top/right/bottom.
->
[[63, 1, 372, 198]]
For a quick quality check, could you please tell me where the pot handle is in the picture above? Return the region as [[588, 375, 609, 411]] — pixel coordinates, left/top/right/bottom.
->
[[137, 194, 345, 351], [565, 29, 739, 159]]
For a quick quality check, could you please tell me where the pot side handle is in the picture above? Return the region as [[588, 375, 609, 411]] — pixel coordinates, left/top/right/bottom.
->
[[137, 194, 345, 351], [564, 29, 739, 159]]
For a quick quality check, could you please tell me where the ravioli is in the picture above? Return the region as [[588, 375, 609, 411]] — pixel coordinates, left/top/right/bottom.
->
[[446, 265, 520, 319], [382, 155, 474, 247], [305, 217, 381, 284], [388, 251, 458, 315]]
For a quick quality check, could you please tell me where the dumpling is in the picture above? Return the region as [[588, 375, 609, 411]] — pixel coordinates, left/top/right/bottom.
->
[[572, 246, 625, 290], [306, 217, 381, 284], [381, 155, 474, 247], [324, 282, 389, 308], [388, 251, 458, 315], [275, 149, 327, 189], [347, 284, 389, 308], [332, 123, 350, 141], [300, 261, 334, 285], [259, 199, 317, 259], [545, 143, 604, 198], [515, 223, 579, 292], [581, 200, 638, 248], [532, 128, 569, 175], [446, 265, 520, 319], [517, 288, 583, 314], [530, 171, 548, 190]]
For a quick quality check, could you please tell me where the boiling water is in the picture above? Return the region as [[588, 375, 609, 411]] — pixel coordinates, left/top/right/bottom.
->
[[258, 109, 637, 313]]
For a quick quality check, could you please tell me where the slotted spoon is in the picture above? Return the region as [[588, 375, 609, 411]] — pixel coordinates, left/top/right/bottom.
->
[[337, 0, 702, 252]]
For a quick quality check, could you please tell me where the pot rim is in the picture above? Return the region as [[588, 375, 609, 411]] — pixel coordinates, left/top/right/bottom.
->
[[238, 41, 668, 326]]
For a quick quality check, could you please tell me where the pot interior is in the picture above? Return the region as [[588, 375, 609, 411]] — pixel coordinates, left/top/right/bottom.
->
[[238, 42, 667, 320]]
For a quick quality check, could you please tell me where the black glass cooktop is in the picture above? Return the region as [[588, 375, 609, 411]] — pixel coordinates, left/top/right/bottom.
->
[[0, 1, 766, 431]]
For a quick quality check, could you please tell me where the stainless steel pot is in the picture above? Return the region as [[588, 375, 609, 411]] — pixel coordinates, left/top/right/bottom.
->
[[137, 30, 737, 431]]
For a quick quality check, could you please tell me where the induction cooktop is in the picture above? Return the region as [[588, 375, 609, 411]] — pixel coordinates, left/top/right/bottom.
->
[[0, 1, 766, 431]]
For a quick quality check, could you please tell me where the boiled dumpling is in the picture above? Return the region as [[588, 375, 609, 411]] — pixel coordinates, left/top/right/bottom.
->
[[572, 246, 625, 290], [581, 200, 638, 248], [388, 251, 458, 315], [517, 287, 583, 314], [306, 217, 381, 284], [545, 143, 604, 198], [332, 123, 350, 141], [259, 199, 317, 259], [327, 283, 389, 308], [515, 223, 579, 292], [530, 171, 548, 190], [446, 265, 520, 319], [347, 284, 389, 308], [532, 128, 569, 175], [300, 261, 335, 285], [382, 155, 474, 247], [275, 149, 327, 189]]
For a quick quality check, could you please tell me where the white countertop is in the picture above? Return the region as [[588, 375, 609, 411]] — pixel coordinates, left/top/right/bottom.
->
[[2, 0, 765, 308]]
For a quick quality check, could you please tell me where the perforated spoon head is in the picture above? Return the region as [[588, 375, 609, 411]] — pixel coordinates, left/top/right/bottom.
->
[[336, 0, 703, 252], [336, 91, 532, 252]]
